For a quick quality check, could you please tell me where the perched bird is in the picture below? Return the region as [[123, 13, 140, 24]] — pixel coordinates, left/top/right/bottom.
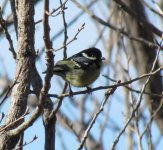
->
[[53, 47, 105, 90]]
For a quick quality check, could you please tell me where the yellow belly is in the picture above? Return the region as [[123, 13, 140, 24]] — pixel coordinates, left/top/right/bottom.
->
[[54, 60, 102, 87], [64, 66, 100, 87]]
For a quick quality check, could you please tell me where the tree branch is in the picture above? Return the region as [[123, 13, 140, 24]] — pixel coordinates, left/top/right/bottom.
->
[[70, 0, 162, 49], [47, 66, 163, 99], [0, 7, 16, 59]]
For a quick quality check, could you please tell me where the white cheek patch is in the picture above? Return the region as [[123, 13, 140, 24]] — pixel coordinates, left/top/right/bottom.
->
[[82, 53, 97, 60]]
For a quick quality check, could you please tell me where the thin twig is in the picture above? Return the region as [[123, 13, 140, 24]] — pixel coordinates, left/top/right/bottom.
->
[[54, 23, 85, 51], [140, 99, 163, 139], [142, 0, 163, 17], [60, 0, 68, 58], [0, 82, 18, 106], [48, 83, 68, 121], [103, 76, 163, 98], [1, 0, 8, 11], [77, 81, 120, 150], [0, 7, 16, 59], [0, 109, 29, 133], [0, 67, 22, 106], [110, 38, 161, 150], [0, 112, 5, 124], [38, 0, 98, 57], [50, 0, 69, 15], [13, 135, 38, 150], [151, 0, 163, 15], [35, 0, 68, 24], [112, 0, 162, 37], [70, 0, 162, 49]]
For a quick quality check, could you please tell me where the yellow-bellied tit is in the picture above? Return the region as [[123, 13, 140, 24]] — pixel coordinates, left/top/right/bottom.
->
[[53, 47, 105, 91]]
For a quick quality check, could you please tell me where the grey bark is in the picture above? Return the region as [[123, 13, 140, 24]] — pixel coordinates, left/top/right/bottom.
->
[[0, 0, 35, 149]]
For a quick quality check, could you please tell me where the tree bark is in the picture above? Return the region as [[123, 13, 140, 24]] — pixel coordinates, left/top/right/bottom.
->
[[0, 0, 35, 149], [42, 0, 55, 149]]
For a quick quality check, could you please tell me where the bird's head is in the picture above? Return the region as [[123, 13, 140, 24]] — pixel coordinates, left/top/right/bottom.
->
[[81, 47, 105, 61]]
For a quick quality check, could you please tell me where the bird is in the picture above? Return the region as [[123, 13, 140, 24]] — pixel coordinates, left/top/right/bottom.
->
[[53, 47, 105, 92]]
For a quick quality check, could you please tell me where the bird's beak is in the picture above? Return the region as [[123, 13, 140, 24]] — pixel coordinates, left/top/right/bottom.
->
[[101, 57, 105, 61]]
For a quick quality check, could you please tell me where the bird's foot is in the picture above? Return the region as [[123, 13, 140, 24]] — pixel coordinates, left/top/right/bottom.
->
[[86, 86, 92, 94], [68, 84, 73, 97]]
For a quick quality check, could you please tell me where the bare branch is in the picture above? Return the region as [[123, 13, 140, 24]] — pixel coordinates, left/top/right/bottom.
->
[[54, 23, 85, 52], [140, 99, 163, 139], [110, 40, 161, 150], [142, 0, 163, 17], [0, 112, 5, 124], [104, 76, 163, 98], [60, 0, 68, 58], [35, 0, 68, 24], [77, 81, 120, 150], [0, 67, 22, 106], [13, 135, 38, 150], [0, 109, 29, 133], [42, 0, 55, 149], [0, 7, 16, 59], [50, 0, 69, 15], [151, 0, 163, 15], [112, 0, 162, 37], [47, 83, 68, 121], [46, 66, 163, 99], [70, 0, 162, 49]]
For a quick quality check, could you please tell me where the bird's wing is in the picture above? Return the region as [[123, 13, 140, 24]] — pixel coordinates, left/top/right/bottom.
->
[[70, 56, 94, 69]]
